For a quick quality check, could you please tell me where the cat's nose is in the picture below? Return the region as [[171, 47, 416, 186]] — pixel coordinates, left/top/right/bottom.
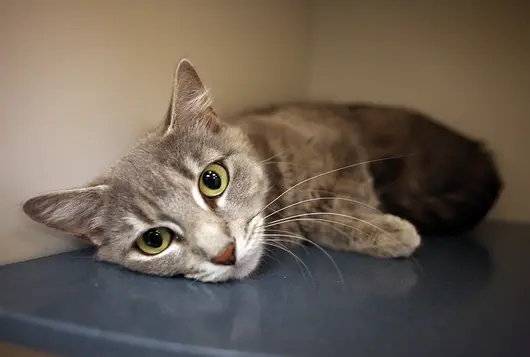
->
[[211, 242, 236, 266]]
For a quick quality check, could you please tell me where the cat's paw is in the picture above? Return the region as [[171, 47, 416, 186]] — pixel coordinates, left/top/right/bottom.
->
[[361, 214, 421, 258]]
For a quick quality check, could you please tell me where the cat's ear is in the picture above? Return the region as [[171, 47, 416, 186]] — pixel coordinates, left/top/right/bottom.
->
[[165, 58, 220, 133], [22, 185, 108, 246]]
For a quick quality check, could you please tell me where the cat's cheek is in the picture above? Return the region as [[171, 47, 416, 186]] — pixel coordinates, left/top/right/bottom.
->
[[234, 239, 264, 280]]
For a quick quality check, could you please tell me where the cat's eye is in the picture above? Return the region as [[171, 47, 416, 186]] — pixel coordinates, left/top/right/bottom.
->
[[199, 162, 229, 198], [136, 227, 173, 255]]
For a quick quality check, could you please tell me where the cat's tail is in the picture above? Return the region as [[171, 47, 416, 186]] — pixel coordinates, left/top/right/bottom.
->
[[347, 103, 504, 236], [377, 140, 503, 236]]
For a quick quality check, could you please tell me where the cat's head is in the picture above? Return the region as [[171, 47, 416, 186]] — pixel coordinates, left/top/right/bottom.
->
[[22, 59, 269, 282]]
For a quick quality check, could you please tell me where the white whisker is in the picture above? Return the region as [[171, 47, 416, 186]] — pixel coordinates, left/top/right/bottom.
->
[[263, 196, 384, 220], [261, 212, 389, 237], [262, 215, 416, 264], [262, 217, 372, 241], [262, 240, 313, 280], [265, 232, 344, 284], [258, 149, 290, 165], [263, 229, 310, 252], [263, 234, 308, 249], [256, 154, 413, 219]]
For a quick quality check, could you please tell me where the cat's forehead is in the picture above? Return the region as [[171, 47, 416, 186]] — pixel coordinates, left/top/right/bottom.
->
[[104, 127, 246, 192], [155, 133, 228, 167], [93, 121, 262, 212], [109, 139, 205, 186]]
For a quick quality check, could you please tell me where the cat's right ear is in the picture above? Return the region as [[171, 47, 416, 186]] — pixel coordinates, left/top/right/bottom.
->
[[22, 185, 108, 246], [164, 58, 220, 133]]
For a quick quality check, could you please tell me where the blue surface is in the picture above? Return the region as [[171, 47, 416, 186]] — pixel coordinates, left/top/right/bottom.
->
[[1, 221, 530, 357]]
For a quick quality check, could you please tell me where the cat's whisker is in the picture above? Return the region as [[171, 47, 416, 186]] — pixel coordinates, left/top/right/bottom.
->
[[262, 228, 298, 235], [256, 154, 414, 219], [253, 157, 421, 267], [263, 228, 310, 242], [262, 217, 373, 241], [263, 233, 310, 253], [261, 215, 418, 268], [264, 221, 349, 241], [260, 212, 390, 237], [264, 226, 422, 280], [263, 207, 288, 219], [264, 232, 344, 284], [263, 234, 307, 248], [261, 240, 313, 281], [259, 227, 345, 283], [263, 196, 384, 220], [262, 247, 282, 264], [298, 219, 361, 244], [254, 215, 370, 245], [261, 228, 311, 251], [260, 227, 309, 247], [258, 149, 290, 165], [261, 228, 337, 282]]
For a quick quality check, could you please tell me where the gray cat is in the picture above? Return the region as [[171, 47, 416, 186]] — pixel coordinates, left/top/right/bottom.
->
[[22, 59, 502, 282]]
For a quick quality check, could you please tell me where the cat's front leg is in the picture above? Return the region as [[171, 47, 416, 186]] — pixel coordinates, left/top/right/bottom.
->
[[349, 213, 421, 258], [266, 153, 421, 258], [303, 202, 421, 259]]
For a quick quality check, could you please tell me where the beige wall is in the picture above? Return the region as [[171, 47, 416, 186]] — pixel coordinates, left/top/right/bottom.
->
[[1, 0, 528, 265], [0, 0, 310, 265], [308, 0, 530, 223]]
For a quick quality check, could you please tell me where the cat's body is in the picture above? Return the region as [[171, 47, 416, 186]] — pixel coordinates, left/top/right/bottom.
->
[[231, 102, 501, 238], [23, 60, 502, 282]]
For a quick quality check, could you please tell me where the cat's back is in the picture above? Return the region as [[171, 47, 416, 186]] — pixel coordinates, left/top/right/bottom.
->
[[227, 102, 354, 146], [228, 101, 502, 235]]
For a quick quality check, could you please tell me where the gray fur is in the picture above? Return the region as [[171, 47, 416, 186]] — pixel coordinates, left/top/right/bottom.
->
[[22, 59, 502, 282]]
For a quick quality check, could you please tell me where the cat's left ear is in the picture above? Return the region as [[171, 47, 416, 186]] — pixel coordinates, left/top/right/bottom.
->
[[165, 58, 220, 133]]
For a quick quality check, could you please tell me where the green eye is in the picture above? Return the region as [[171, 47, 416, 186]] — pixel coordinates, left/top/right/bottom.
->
[[136, 227, 173, 255], [199, 163, 229, 198]]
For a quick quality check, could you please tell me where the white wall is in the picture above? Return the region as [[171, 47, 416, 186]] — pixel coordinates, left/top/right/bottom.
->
[[308, 0, 530, 223], [0, 0, 311, 265]]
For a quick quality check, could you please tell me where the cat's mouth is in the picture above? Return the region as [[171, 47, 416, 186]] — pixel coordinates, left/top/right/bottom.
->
[[185, 217, 265, 283]]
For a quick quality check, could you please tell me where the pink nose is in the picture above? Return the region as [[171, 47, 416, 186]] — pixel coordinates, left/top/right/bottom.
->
[[211, 243, 236, 265]]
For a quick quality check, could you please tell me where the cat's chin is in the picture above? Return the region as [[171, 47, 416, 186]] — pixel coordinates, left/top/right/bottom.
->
[[183, 263, 259, 283]]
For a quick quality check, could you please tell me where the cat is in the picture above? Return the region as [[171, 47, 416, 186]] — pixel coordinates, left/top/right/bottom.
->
[[22, 59, 502, 283]]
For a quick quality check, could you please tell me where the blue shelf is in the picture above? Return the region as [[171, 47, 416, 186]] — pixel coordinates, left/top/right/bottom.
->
[[1, 221, 529, 357]]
